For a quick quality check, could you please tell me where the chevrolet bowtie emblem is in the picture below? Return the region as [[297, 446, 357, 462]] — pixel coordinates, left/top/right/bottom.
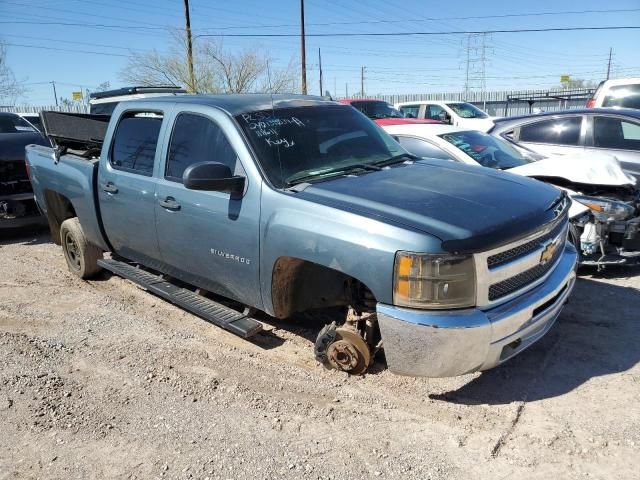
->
[[540, 239, 559, 266]]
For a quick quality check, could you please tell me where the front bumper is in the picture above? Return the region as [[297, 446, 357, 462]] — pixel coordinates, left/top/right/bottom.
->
[[377, 242, 578, 377]]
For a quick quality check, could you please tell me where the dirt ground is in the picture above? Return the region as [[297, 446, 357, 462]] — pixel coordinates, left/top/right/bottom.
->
[[1, 228, 639, 480]]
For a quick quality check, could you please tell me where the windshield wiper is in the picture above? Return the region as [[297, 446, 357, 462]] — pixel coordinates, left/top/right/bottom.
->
[[285, 163, 381, 187], [372, 153, 418, 167]]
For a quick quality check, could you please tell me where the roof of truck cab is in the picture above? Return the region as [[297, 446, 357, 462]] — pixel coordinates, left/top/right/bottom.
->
[[122, 93, 339, 115]]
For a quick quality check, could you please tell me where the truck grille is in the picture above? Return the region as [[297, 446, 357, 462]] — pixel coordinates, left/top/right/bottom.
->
[[474, 212, 569, 308], [488, 236, 564, 301], [487, 220, 566, 269]]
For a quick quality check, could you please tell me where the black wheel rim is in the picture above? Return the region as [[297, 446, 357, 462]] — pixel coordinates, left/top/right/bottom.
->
[[64, 232, 81, 271]]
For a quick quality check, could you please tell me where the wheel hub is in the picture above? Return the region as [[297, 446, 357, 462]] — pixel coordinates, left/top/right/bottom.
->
[[318, 326, 371, 375]]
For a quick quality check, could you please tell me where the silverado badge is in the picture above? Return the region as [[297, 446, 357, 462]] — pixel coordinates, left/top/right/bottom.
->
[[539, 239, 559, 266]]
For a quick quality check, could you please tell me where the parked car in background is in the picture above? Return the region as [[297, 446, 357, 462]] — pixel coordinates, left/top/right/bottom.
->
[[394, 100, 495, 131], [382, 123, 640, 269], [488, 108, 640, 179], [16, 113, 43, 132], [338, 98, 440, 126], [25, 95, 577, 377], [0, 112, 49, 228], [89, 85, 186, 115], [587, 77, 640, 109]]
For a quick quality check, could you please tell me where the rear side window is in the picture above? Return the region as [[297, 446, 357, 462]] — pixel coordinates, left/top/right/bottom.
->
[[594, 117, 640, 150], [602, 84, 640, 109], [519, 117, 582, 146], [396, 136, 454, 161], [166, 113, 238, 181], [110, 112, 163, 176], [399, 105, 420, 118]]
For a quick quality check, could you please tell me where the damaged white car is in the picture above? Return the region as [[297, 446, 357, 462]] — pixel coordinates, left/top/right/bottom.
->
[[383, 124, 640, 269]]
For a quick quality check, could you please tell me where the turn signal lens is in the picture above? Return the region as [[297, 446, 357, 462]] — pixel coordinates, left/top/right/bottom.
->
[[393, 252, 476, 309]]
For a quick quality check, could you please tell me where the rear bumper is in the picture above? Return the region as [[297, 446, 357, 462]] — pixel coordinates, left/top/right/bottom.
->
[[377, 242, 578, 377]]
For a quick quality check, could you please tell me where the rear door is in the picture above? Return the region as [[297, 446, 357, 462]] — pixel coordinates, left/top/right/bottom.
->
[[515, 115, 586, 157], [97, 109, 166, 266], [154, 109, 261, 307]]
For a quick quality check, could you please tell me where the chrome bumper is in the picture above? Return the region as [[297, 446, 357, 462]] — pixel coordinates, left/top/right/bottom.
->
[[377, 242, 578, 377]]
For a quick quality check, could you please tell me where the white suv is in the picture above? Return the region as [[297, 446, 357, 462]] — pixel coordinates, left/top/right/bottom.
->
[[587, 78, 640, 110], [394, 100, 494, 131]]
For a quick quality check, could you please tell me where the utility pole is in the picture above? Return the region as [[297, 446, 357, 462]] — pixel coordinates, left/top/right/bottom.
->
[[606, 47, 612, 80], [183, 0, 196, 93], [360, 66, 365, 97], [318, 48, 323, 96], [345, 83, 348, 98], [50, 81, 58, 106], [300, 0, 307, 95]]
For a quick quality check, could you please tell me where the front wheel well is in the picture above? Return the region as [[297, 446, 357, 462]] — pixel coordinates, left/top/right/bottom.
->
[[270, 257, 376, 319], [43, 190, 76, 245]]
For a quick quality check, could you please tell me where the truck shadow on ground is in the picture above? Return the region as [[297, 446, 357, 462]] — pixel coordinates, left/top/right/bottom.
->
[[430, 276, 640, 405]]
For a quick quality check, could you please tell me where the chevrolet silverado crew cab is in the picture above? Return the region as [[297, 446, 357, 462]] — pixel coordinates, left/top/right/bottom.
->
[[26, 95, 577, 377]]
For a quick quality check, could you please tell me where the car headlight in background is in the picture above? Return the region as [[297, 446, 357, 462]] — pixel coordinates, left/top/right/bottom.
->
[[393, 252, 476, 309], [572, 195, 635, 221]]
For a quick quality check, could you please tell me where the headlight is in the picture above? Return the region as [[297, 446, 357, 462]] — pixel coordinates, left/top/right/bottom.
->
[[572, 195, 635, 221], [393, 252, 476, 309]]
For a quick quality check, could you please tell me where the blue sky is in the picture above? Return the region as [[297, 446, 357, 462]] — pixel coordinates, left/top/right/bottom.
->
[[1, 0, 639, 105]]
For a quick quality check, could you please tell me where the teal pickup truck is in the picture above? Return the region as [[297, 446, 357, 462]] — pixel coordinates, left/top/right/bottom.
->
[[25, 94, 577, 377]]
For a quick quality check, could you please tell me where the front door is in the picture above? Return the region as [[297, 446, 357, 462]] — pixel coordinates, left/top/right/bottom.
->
[[590, 115, 640, 179], [97, 110, 165, 266], [154, 110, 261, 308]]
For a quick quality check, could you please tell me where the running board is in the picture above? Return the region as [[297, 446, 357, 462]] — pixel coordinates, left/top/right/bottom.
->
[[97, 258, 263, 338]]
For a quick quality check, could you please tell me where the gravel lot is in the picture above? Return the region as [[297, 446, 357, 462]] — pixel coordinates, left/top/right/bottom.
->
[[1, 228, 639, 480]]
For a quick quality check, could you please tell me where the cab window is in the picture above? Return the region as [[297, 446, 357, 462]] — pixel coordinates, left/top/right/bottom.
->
[[166, 113, 239, 182], [518, 117, 582, 146], [110, 112, 163, 176]]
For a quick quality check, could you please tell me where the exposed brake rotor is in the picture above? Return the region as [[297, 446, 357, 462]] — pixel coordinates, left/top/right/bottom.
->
[[315, 322, 371, 375]]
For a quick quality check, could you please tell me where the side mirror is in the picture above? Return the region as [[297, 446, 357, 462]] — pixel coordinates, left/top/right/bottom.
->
[[183, 161, 245, 196]]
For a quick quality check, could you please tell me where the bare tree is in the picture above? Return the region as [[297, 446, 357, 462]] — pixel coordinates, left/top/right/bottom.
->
[[120, 32, 297, 94], [0, 42, 25, 105]]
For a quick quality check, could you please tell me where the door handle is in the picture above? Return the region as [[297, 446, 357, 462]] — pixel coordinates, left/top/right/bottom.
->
[[102, 182, 118, 194], [159, 197, 181, 211]]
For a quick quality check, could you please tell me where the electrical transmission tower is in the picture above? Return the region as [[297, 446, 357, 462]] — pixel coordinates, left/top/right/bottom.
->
[[464, 33, 490, 99]]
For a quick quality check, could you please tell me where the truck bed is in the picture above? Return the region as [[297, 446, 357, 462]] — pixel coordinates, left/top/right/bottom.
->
[[25, 144, 108, 250]]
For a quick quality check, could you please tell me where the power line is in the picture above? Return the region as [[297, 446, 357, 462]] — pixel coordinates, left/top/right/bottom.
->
[[196, 26, 640, 38], [3, 42, 129, 58], [197, 7, 640, 30]]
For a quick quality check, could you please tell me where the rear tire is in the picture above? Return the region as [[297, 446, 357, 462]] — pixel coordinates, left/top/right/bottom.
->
[[60, 217, 102, 279]]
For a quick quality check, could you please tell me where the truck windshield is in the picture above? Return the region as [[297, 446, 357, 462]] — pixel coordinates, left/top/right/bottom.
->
[[439, 130, 532, 169], [236, 105, 407, 187], [446, 103, 489, 119], [0, 114, 37, 134]]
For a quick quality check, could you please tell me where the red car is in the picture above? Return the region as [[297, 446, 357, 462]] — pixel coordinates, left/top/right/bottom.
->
[[338, 99, 441, 126]]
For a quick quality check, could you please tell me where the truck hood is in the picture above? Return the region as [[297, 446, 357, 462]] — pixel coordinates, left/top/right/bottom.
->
[[296, 159, 565, 253], [509, 152, 637, 187], [0, 132, 49, 162]]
